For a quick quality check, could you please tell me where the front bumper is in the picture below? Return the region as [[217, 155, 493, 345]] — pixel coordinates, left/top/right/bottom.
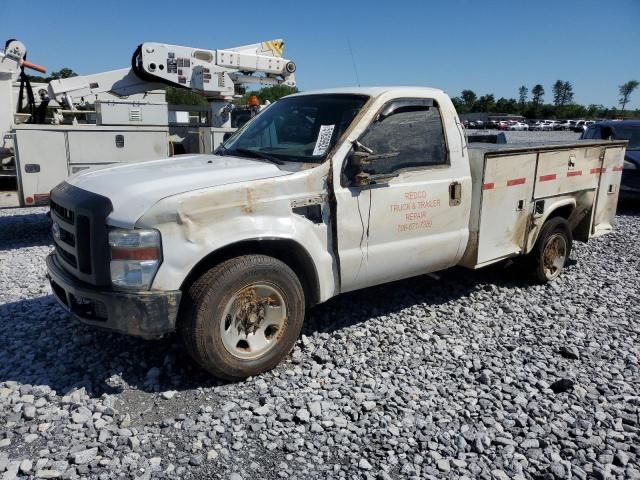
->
[[46, 252, 181, 339]]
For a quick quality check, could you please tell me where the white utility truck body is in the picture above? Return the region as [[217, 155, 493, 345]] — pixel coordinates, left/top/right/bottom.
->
[[46, 87, 626, 380]]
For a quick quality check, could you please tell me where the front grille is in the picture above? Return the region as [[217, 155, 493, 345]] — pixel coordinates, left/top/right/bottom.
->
[[56, 244, 77, 268], [49, 183, 113, 286], [50, 199, 74, 224], [59, 228, 75, 247]]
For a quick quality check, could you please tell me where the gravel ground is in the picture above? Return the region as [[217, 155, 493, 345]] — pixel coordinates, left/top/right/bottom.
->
[[1, 163, 639, 478]]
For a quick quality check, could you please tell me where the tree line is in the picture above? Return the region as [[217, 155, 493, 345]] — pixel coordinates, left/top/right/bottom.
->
[[452, 80, 639, 119], [26, 68, 78, 83]]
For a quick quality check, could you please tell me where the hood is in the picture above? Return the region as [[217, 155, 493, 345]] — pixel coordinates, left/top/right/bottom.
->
[[625, 149, 640, 166], [67, 154, 292, 227]]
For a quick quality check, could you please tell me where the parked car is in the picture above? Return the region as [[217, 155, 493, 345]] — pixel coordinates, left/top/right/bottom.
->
[[573, 120, 585, 132], [580, 120, 640, 198], [573, 120, 595, 133], [555, 120, 576, 131], [507, 121, 528, 131], [532, 120, 555, 131]]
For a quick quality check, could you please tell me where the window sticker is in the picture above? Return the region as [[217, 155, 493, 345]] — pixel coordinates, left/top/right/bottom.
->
[[312, 125, 336, 156]]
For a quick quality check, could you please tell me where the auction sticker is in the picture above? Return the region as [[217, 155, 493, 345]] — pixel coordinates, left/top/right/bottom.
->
[[312, 125, 335, 156]]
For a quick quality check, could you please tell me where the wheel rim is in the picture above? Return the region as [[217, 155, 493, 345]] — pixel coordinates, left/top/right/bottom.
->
[[220, 283, 287, 360], [542, 233, 567, 281]]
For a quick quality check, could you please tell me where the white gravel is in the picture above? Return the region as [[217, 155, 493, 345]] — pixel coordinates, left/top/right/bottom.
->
[[1, 164, 639, 479]]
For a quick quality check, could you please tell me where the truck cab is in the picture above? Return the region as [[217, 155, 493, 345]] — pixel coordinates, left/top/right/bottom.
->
[[46, 87, 625, 380]]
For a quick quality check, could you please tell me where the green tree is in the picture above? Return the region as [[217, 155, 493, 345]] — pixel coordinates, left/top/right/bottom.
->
[[586, 104, 601, 118], [495, 97, 518, 114], [562, 81, 574, 105], [552, 80, 564, 107], [26, 67, 77, 83], [235, 85, 298, 105], [618, 80, 639, 113], [531, 84, 544, 106], [560, 103, 586, 119], [165, 86, 207, 106], [540, 104, 556, 118], [49, 68, 77, 80], [518, 85, 528, 110], [450, 96, 465, 113], [473, 94, 495, 112], [255, 85, 299, 103], [461, 90, 477, 110]]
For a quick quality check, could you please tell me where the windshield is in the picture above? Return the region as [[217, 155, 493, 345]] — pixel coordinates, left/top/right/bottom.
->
[[612, 125, 640, 149], [220, 94, 368, 163]]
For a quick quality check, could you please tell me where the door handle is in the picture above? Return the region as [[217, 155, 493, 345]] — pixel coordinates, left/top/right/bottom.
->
[[449, 182, 462, 206]]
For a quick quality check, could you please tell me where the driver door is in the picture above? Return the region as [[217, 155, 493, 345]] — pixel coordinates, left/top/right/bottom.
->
[[333, 98, 470, 292]]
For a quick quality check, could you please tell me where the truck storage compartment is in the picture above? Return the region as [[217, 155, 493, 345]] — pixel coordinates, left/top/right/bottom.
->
[[592, 146, 625, 236], [534, 146, 602, 198], [13, 125, 169, 206], [459, 141, 627, 269], [476, 152, 536, 264]]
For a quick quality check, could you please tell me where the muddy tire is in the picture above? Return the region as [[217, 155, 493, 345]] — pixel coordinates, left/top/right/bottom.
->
[[179, 255, 305, 380], [529, 217, 573, 283]]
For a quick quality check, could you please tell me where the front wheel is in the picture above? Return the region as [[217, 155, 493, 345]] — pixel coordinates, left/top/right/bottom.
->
[[528, 217, 573, 283], [179, 255, 305, 380]]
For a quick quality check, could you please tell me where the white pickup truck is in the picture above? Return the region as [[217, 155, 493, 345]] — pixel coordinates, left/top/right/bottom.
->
[[46, 87, 626, 380]]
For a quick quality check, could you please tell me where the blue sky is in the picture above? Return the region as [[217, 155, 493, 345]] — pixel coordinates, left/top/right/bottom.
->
[[3, 0, 639, 108]]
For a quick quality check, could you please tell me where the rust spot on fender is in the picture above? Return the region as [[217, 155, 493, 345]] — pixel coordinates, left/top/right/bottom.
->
[[243, 189, 255, 214]]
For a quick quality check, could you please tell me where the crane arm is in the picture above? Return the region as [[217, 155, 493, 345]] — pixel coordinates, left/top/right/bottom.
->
[[132, 39, 296, 97], [48, 39, 296, 110]]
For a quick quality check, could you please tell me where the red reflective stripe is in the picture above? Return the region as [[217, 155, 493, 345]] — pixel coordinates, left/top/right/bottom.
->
[[612, 165, 624, 172], [590, 167, 605, 174], [506, 178, 526, 187], [483, 182, 495, 190], [567, 170, 582, 177], [539, 174, 557, 182]]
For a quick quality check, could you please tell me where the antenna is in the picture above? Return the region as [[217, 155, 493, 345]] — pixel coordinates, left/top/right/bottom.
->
[[347, 38, 361, 87]]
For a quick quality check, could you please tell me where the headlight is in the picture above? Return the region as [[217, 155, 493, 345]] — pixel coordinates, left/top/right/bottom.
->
[[623, 160, 636, 170], [109, 229, 162, 290]]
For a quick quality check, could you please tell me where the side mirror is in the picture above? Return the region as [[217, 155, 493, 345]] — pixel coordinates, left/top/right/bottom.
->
[[346, 148, 373, 187], [345, 142, 400, 187]]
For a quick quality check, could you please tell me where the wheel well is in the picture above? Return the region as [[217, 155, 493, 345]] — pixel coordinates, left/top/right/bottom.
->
[[180, 239, 321, 306], [547, 204, 574, 221]]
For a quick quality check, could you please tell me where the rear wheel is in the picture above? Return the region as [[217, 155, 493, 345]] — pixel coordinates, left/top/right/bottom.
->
[[529, 217, 573, 283], [179, 255, 305, 380]]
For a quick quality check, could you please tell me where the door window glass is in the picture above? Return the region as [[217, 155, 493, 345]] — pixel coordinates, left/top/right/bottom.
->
[[358, 105, 447, 175]]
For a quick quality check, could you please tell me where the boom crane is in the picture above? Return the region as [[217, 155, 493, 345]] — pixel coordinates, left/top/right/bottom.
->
[[1, 38, 297, 207], [47, 39, 296, 127]]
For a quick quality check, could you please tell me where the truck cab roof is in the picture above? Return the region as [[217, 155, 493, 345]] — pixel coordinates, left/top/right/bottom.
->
[[289, 86, 446, 98]]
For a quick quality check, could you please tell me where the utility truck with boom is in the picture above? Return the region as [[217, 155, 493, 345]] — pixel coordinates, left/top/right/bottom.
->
[[46, 87, 626, 380], [0, 38, 296, 206]]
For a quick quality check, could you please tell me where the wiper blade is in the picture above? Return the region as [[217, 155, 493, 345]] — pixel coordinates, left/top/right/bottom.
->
[[232, 148, 285, 165]]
